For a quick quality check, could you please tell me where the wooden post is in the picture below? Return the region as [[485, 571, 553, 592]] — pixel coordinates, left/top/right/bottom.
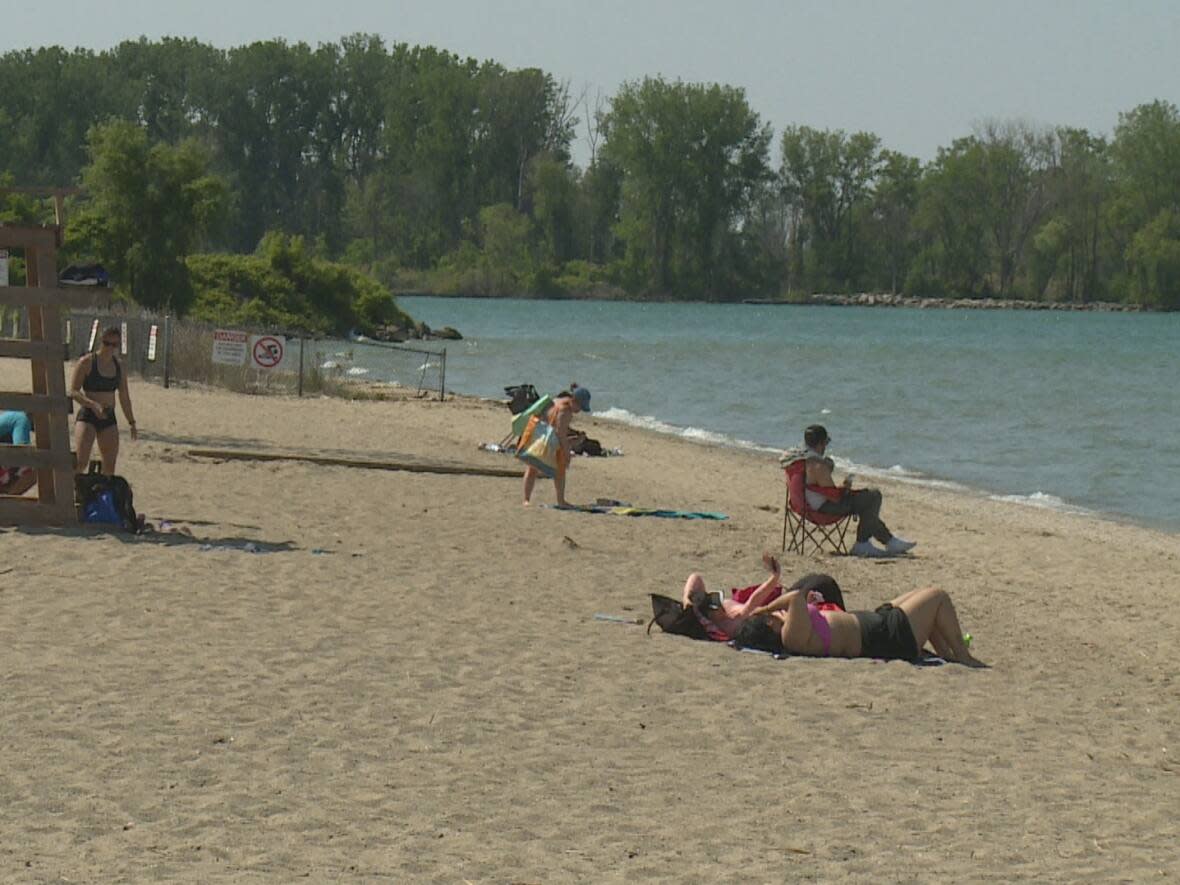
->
[[0, 215, 109, 526]]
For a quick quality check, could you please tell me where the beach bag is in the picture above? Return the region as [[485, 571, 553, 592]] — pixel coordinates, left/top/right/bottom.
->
[[511, 394, 553, 439], [515, 414, 561, 478], [646, 594, 710, 641], [83, 489, 123, 526], [76, 467, 139, 532]]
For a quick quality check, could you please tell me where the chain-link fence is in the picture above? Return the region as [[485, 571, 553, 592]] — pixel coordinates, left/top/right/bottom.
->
[[3, 306, 446, 400]]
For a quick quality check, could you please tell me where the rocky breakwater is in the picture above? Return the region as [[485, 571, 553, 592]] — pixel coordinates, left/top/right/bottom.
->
[[751, 293, 1147, 312], [372, 319, 463, 342]]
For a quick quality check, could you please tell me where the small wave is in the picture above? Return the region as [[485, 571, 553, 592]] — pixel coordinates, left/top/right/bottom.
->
[[989, 491, 1086, 514], [595, 406, 1085, 516], [596, 407, 773, 452], [346, 366, 370, 376]]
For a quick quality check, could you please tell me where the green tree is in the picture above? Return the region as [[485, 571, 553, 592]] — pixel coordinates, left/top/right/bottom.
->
[[867, 150, 922, 293], [73, 120, 227, 311], [1108, 101, 1180, 303], [1126, 209, 1180, 307], [910, 137, 991, 296], [1034, 129, 1110, 302], [601, 77, 771, 297], [779, 126, 881, 291], [529, 153, 578, 263], [476, 202, 533, 294], [975, 122, 1058, 297]]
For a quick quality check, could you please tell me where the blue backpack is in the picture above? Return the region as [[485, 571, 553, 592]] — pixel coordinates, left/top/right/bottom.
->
[[76, 469, 140, 532]]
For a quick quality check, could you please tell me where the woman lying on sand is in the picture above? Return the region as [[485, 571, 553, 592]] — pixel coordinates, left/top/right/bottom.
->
[[735, 584, 987, 667], [681, 554, 845, 641]]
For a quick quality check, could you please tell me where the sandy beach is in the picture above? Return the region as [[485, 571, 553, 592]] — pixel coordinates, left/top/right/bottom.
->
[[2, 355, 1178, 883]]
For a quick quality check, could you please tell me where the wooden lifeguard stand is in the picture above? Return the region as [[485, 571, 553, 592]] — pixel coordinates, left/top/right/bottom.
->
[[0, 187, 107, 526]]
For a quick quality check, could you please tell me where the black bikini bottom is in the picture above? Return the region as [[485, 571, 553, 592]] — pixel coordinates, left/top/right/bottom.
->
[[78, 407, 117, 432], [855, 604, 919, 661]]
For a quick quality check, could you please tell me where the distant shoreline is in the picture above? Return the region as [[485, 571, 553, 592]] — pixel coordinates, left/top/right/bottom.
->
[[396, 290, 1155, 312], [743, 293, 1149, 312]]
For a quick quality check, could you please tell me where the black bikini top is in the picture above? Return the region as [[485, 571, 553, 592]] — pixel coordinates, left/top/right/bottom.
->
[[82, 355, 121, 393]]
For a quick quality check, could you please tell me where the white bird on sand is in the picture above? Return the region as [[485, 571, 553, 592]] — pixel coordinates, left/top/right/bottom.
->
[[346, 366, 370, 376]]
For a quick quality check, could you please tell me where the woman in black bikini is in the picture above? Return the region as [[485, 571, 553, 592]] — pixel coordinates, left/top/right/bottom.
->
[[736, 585, 987, 667], [69, 326, 138, 475]]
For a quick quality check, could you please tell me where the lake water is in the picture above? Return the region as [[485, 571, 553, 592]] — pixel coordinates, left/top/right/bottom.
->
[[370, 297, 1179, 531]]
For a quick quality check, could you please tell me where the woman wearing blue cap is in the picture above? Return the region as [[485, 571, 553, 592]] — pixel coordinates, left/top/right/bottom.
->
[[522, 383, 591, 507]]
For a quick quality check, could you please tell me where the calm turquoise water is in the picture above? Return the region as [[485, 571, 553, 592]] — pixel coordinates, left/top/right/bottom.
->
[[381, 298, 1179, 531]]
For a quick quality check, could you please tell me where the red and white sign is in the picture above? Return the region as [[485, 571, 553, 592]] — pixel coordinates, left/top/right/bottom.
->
[[87, 319, 100, 351], [212, 329, 249, 365], [250, 335, 285, 370]]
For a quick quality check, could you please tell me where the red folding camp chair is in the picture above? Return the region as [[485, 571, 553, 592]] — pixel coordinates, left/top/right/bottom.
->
[[782, 459, 853, 555]]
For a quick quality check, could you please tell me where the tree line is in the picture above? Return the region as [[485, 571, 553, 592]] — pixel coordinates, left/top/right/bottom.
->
[[2, 36, 1178, 313]]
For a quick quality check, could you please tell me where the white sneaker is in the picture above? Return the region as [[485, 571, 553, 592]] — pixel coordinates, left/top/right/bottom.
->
[[885, 537, 917, 555], [851, 540, 890, 558]]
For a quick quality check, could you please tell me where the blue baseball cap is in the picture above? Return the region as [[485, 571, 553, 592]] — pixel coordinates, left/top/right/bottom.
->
[[572, 386, 591, 412]]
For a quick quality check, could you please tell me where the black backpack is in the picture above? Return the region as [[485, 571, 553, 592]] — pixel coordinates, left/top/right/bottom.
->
[[570, 430, 604, 457], [504, 384, 540, 415], [75, 465, 140, 533], [646, 594, 710, 640]]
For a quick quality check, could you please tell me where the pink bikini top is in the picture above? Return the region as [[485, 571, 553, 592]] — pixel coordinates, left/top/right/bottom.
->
[[808, 603, 832, 656]]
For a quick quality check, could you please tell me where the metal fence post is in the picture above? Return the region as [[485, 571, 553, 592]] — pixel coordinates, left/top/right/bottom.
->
[[163, 314, 172, 389], [439, 348, 446, 401], [298, 335, 304, 397]]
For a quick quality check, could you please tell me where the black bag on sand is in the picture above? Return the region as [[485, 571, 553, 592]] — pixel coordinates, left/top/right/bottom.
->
[[647, 594, 710, 640], [569, 430, 604, 457], [75, 464, 141, 533]]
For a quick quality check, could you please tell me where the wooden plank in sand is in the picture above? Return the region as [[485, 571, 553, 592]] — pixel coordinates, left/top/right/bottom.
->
[[0, 495, 75, 526], [187, 448, 524, 478]]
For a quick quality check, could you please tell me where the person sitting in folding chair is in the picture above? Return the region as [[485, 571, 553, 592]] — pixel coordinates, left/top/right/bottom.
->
[[785, 424, 915, 559]]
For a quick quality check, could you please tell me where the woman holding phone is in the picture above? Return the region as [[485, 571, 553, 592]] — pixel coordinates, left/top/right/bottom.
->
[[69, 325, 138, 475], [680, 554, 845, 642]]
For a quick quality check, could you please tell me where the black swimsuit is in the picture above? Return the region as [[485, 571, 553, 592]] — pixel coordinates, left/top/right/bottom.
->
[[854, 603, 920, 661], [78, 356, 121, 430]]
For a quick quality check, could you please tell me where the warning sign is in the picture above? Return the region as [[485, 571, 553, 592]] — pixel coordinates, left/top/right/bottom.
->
[[212, 329, 249, 365], [250, 335, 285, 370]]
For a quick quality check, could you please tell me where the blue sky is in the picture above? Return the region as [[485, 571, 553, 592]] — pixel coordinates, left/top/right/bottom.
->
[[4, 0, 1178, 163]]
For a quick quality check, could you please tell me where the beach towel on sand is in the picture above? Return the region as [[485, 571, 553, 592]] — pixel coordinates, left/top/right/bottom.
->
[[546, 504, 728, 520], [732, 645, 947, 666]]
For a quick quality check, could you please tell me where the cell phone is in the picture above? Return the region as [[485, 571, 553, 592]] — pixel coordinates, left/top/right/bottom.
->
[[706, 590, 724, 610]]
